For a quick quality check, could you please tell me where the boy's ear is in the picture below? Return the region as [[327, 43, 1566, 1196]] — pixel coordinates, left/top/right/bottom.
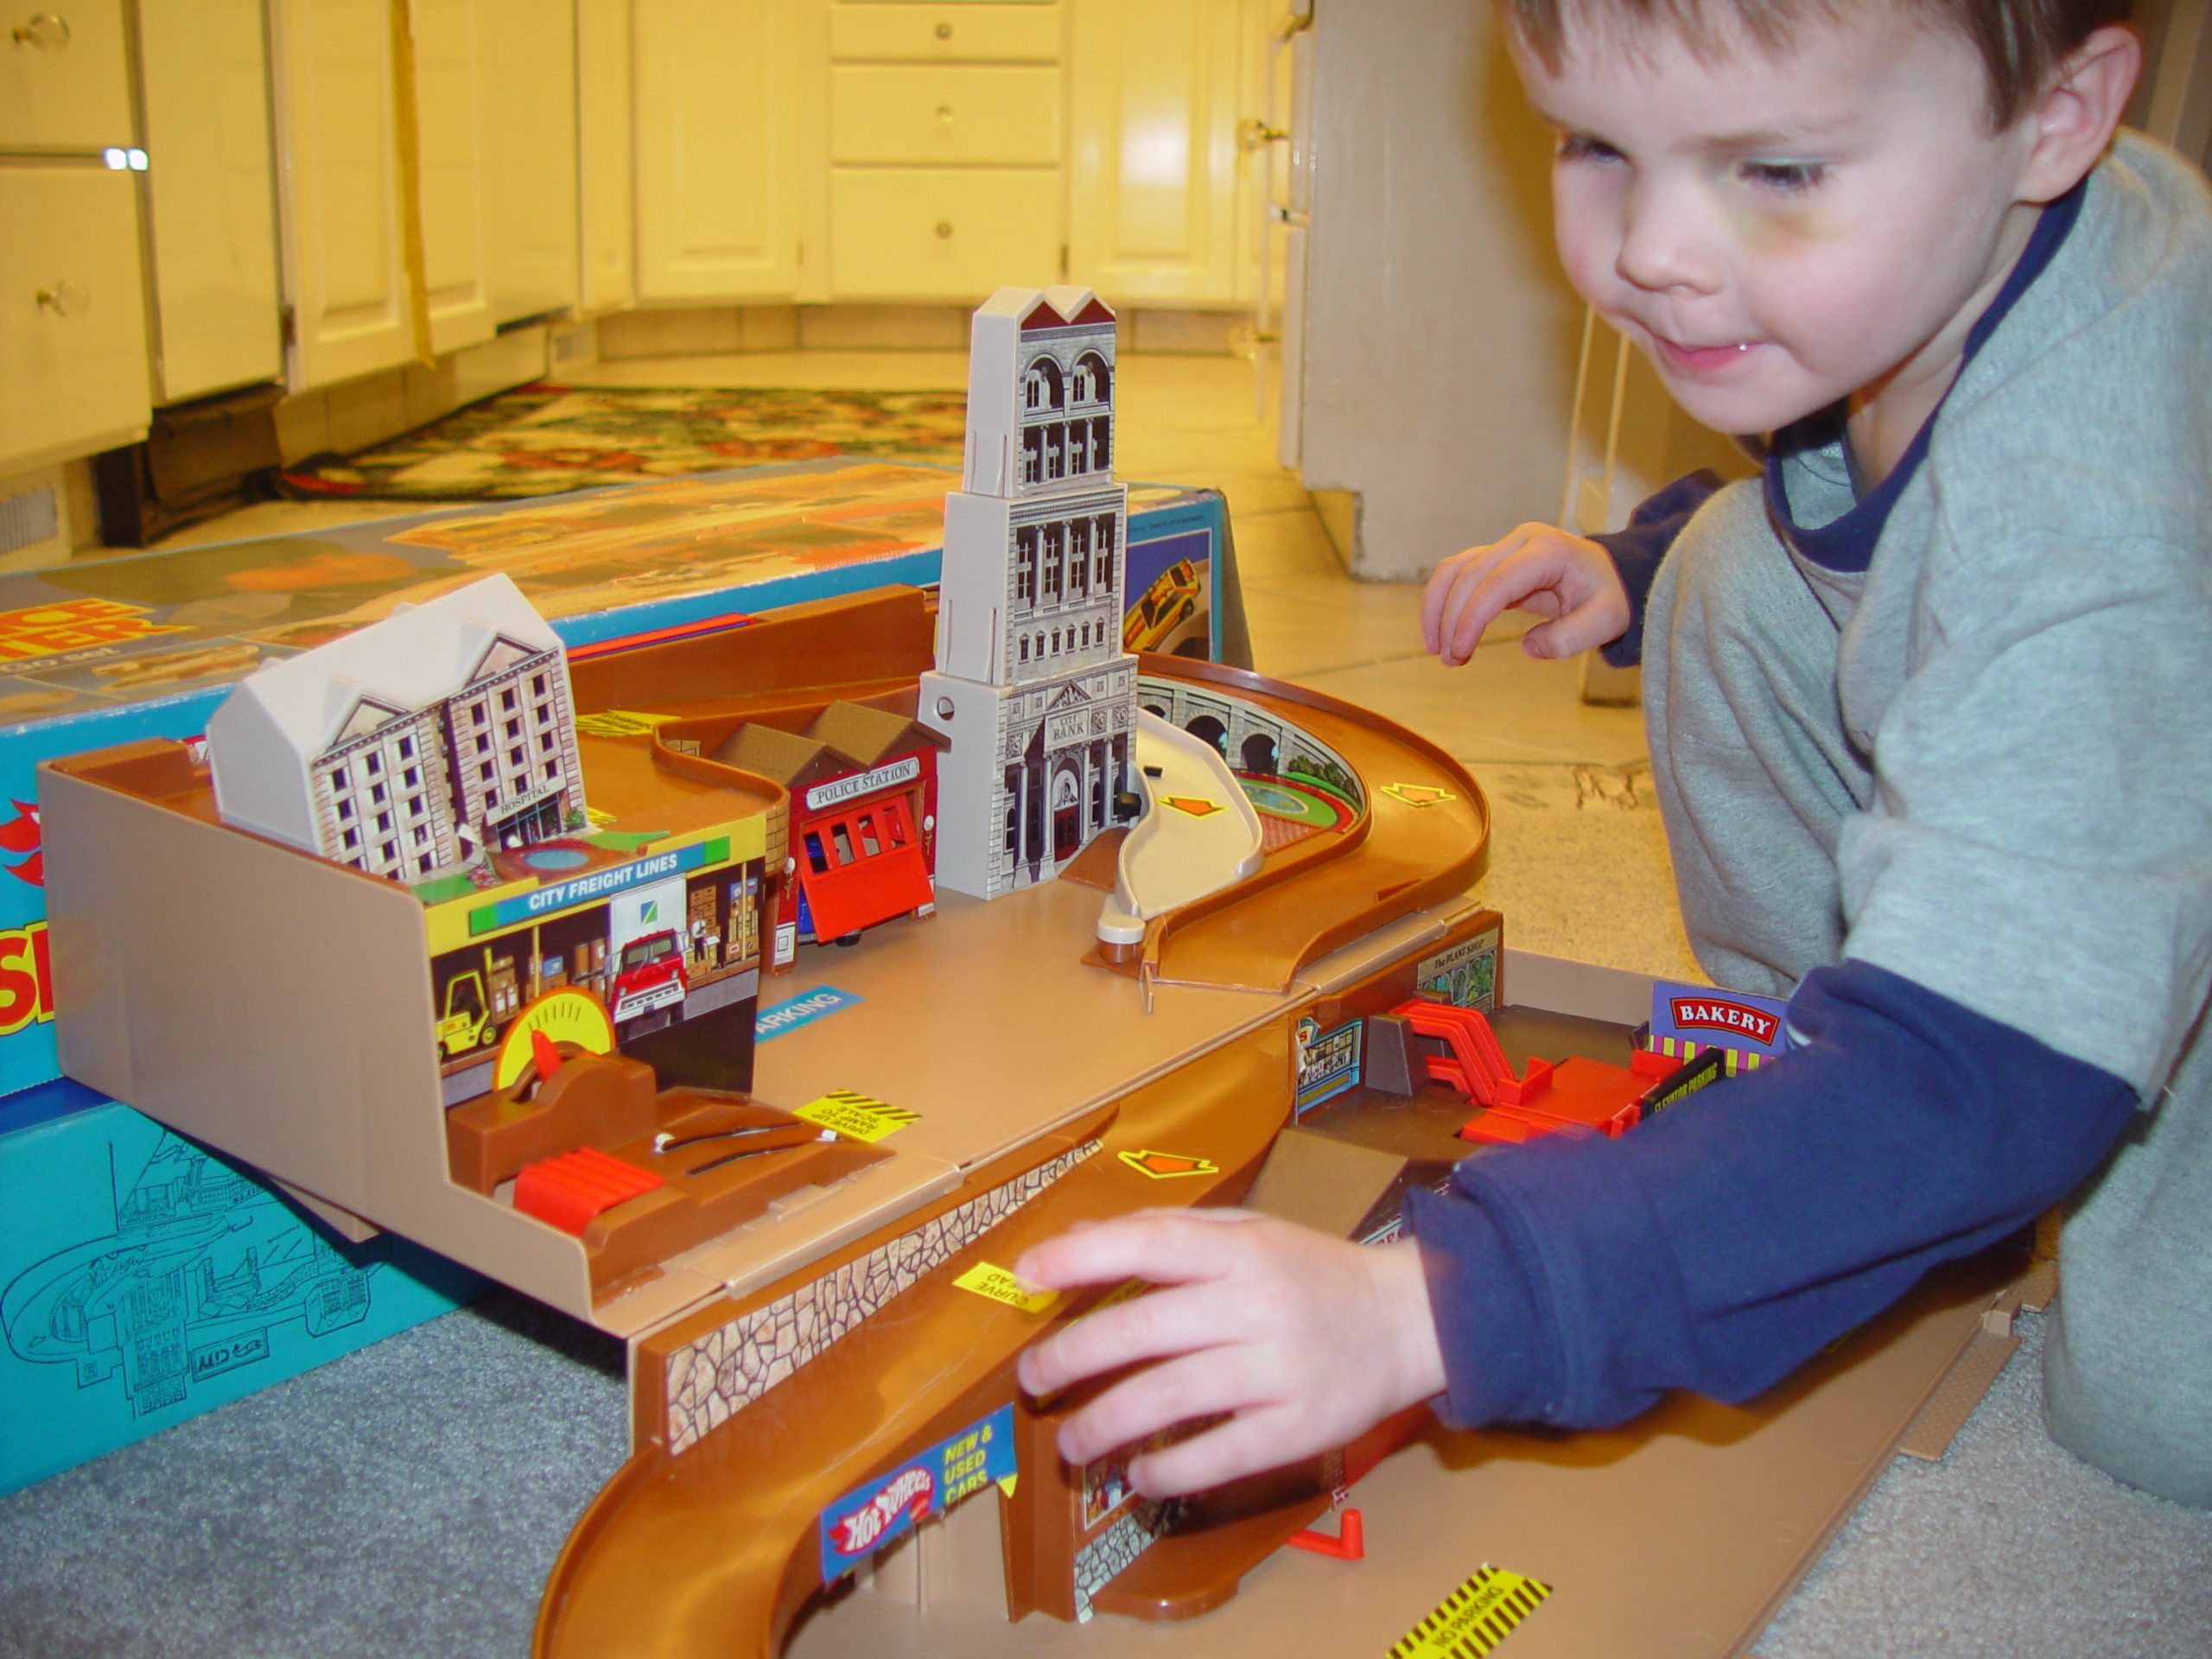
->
[[2017, 25, 2143, 203]]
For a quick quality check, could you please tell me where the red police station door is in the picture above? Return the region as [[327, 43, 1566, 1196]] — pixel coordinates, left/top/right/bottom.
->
[[795, 796, 934, 939]]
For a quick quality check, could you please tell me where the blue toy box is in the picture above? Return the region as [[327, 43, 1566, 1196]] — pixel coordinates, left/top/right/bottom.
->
[[0, 1077, 487, 1496]]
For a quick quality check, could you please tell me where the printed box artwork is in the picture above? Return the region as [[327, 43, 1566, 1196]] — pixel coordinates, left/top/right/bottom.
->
[[0, 460, 1223, 1098], [817, 1402, 1017, 1583], [0, 1079, 485, 1497]]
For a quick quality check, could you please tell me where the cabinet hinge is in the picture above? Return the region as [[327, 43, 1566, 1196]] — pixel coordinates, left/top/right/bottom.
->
[[1059, 244, 1069, 279], [279, 304, 296, 347]]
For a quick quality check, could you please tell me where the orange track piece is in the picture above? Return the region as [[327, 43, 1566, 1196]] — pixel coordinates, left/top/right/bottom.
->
[[1389, 996, 1643, 1145]]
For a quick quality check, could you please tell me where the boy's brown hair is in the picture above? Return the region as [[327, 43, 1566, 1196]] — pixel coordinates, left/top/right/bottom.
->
[[1501, 0, 2133, 125]]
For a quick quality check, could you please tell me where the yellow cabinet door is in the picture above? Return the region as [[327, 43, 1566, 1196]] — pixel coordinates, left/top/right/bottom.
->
[[634, 0, 804, 301], [577, 0, 635, 314], [0, 0, 132, 150], [829, 2, 1059, 64], [0, 167, 149, 474], [1066, 0, 1255, 304], [831, 65, 1060, 165], [270, 0, 416, 391], [137, 0, 284, 404], [830, 168, 1059, 300]]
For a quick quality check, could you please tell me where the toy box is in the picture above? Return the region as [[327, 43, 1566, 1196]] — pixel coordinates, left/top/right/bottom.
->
[[0, 1076, 485, 1496], [0, 461, 1224, 1098]]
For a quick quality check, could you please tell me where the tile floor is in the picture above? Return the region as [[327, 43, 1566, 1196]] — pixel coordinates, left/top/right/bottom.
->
[[148, 349, 1700, 982]]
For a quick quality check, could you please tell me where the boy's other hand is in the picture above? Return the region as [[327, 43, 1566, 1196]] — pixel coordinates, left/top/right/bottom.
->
[[1011, 1209, 1445, 1498], [1421, 523, 1630, 667]]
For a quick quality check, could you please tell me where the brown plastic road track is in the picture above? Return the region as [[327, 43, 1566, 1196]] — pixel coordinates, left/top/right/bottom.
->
[[534, 1024, 1294, 1658], [1136, 656, 1490, 995], [530, 651, 1492, 1659]]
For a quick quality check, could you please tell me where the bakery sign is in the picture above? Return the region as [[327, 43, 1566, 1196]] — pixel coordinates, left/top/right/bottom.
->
[[1649, 979, 1792, 1060], [804, 754, 921, 814]]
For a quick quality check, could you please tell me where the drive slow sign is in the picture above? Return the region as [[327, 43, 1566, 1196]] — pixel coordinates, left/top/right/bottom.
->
[[818, 1403, 1017, 1582]]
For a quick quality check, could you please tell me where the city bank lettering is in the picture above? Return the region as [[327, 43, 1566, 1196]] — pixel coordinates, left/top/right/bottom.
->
[[1669, 997, 1780, 1046]]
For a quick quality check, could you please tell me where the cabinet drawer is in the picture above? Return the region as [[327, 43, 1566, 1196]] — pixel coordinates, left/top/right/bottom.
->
[[0, 166, 149, 472], [0, 0, 132, 149], [831, 66, 1058, 165], [831, 3, 1058, 64], [830, 168, 1060, 300]]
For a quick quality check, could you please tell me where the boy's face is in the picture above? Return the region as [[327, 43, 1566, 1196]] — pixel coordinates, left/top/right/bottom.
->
[[1515, 5, 2047, 436]]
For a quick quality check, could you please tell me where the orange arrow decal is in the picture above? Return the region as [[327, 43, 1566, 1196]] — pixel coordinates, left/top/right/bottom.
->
[[1161, 796, 1224, 817], [1116, 1148, 1221, 1179], [1382, 782, 1455, 807]]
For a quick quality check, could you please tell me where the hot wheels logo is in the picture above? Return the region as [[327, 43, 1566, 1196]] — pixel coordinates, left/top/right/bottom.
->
[[830, 1466, 935, 1556], [0, 800, 40, 887], [1669, 997, 1779, 1046]]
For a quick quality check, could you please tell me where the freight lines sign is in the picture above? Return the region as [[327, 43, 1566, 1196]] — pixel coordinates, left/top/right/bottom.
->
[[818, 1403, 1017, 1581], [467, 838, 728, 935], [1648, 980, 1792, 1063]]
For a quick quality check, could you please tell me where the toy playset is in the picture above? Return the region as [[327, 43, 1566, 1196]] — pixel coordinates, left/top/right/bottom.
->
[[22, 293, 2034, 1659]]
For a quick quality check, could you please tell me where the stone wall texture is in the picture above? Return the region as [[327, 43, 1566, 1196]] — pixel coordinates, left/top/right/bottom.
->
[[664, 1139, 1101, 1454]]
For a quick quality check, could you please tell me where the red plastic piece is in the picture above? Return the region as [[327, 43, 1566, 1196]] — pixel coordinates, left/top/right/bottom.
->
[[530, 1028, 564, 1080], [1629, 1046, 1680, 1078], [513, 1147, 664, 1236], [1387, 997, 1647, 1146], [1287, 1508, 1364, 1560]]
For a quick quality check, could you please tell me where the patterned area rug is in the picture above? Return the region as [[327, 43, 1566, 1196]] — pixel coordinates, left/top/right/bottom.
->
[[274, 384, 969, 502]]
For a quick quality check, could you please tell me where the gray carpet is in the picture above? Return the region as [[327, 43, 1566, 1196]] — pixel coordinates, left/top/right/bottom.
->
[[2, 1291, 2208, 1658]]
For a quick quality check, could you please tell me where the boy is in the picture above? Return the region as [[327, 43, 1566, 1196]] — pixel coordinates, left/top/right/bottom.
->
[[1014, 0, 2212, 1512]]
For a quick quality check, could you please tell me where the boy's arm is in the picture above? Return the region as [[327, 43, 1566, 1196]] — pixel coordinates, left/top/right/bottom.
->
[[1414, 959, 2134, 1426], [1587, 468, 1726, 668]]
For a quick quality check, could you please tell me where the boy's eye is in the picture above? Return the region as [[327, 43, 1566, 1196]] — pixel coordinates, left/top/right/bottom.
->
[[1556, 133, 1623, 166], [1738, 159, 1825, 193]]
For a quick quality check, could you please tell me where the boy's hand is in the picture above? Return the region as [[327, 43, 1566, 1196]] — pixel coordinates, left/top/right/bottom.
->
[[1421, 523, 1630, 667], [1011, 1209, 1446, 1497]]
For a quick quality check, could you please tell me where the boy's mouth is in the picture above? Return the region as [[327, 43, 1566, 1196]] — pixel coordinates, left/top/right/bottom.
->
[[1649, 334, 1758, 376]]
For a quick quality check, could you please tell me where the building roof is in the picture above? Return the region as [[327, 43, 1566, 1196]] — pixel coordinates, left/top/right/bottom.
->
[[217, 574, 561, 760], [801, 701, 947, 767], [973, 284, 1116, 334]]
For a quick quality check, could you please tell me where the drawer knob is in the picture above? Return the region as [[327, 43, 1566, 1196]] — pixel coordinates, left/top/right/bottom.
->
[[936, 103, 954, 123], [934, 19, 952, 39], [11, 12, 70, 50], [934, 220, 953, 240], [35, 280, 89, 318]]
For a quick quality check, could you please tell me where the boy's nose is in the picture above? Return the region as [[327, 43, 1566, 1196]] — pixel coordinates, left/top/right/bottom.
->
[[1615, 185, 1719, 296]]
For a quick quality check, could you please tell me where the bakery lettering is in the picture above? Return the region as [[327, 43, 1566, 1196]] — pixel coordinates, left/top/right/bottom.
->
[[1668, 997, 1779, 1046]]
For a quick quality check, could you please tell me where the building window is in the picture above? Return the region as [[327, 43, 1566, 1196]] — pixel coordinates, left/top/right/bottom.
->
[[1044, 523, 1065, 600], [327, 769, 346, 793], [371, 782, 386, 804], [1024, 357, 1064, 410], [403, 767, 419, 787], [1091, 416, 1111, 473], [1019, 636, 1029, 662], [408, 795, 424, 817], [474, 705, 487, 726], [414, 826, 429, 847], [365, 753, 382, 774], [485, 788, 497, 806], [504, 718, 520, 739], [508, 748, 524, 768], [501, 689, 517, 711], [376, 811, 391, 832], [540, 731, 555, 752], [1073, 351, 1109, 405], [1052, 630, 1061, 654], [1046, 423, 1065, 480], [343, 828, 359, 849], [419, 855, 435, 874], [397, 735, 414, 760], [338, 798, 353, 820], [1095, 516, 1116, 588], [543, 761, 558, 780], [480, 762, 494, 782], [477, 734, 491, 754], [531, 673, 546, 696], [1021, 428, 1043, 486], [1015, 527, 1038, 603], [381, 842, 397, 864], [533, 703, 550, 725]]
